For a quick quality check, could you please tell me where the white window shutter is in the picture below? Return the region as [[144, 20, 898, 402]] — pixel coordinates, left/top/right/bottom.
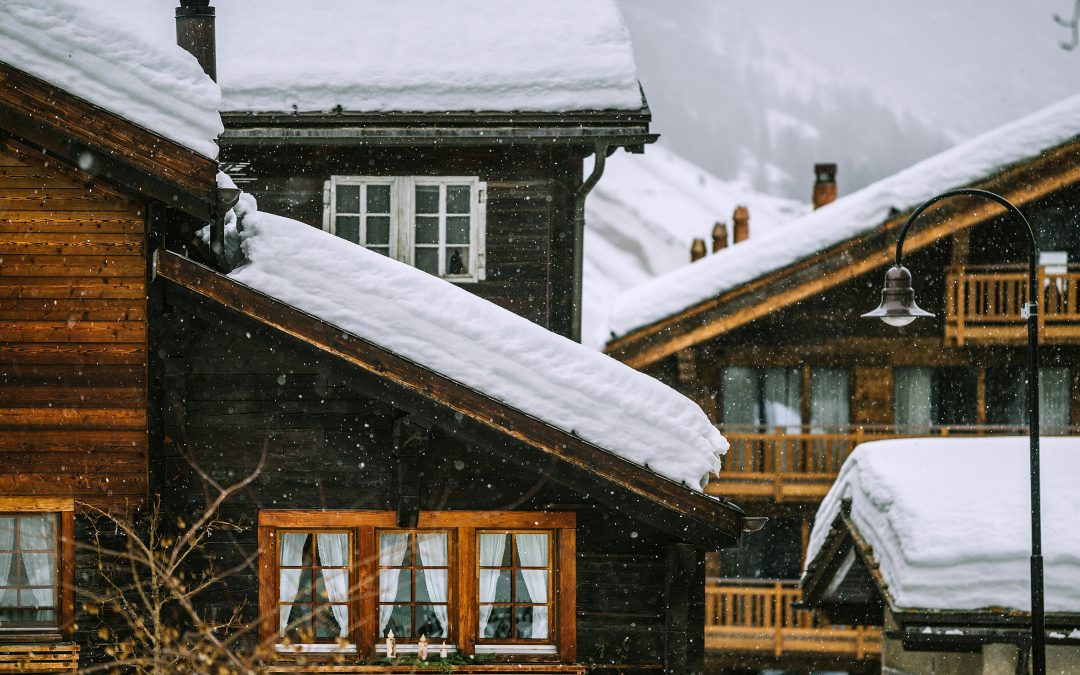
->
[[476, 181, 487, 281], [321, 179, 332, 232]]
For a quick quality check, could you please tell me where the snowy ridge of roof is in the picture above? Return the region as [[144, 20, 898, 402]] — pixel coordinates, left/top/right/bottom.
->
[[583, 144, 808, 349], [224, 204, 727, 491], [0, 0, 222, 158], [805, 437, 1080, 614], [607, 93, 1080, 340], [101, 0, 643, 114]]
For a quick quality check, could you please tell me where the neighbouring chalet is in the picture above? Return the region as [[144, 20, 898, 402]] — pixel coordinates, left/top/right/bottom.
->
[[802, 437, 1080, 674], [604, 96, 1080, 672], [0, 2, 747, 674], [136, 0, 658, 343]]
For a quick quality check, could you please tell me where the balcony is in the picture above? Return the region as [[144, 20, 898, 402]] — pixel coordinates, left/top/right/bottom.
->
[[705, 580, 880, 670], [945, 263, 1080, 346], [708, 424, 1079, 502]]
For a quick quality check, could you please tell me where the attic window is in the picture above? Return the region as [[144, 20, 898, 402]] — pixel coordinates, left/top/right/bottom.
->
[[323, 176, 487, 283]]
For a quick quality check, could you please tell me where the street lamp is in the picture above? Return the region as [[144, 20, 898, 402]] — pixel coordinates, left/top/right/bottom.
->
[[862, 187, 1045, 675]]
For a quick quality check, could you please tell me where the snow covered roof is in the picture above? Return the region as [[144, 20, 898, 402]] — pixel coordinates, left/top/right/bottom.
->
[[0, 0, 222, 158], [806, 437, 1080, 614], [583, 144, 807, 349], [607, 93, 1080, 341], [102, 0, 644, 115], [217, 199, 727, 491]]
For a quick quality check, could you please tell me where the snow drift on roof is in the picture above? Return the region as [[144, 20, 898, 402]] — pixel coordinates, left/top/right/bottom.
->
[[0, 0, 222, 158], [583, 144, 808, 349], [222, 201, 727, 490], [607, 93, 1080, 340], [806, 437, 1080, 614], [103, 0, 643, 114]]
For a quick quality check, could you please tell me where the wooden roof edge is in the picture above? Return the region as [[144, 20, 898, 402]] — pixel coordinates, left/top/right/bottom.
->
[[605, 134, 1080, 368], [802, 506, 893, 610], [0, 62, 217, 220], [220, 106, 653, 127], [153, 250, 746, 546]]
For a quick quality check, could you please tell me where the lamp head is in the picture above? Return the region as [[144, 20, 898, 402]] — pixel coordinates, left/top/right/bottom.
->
[[862, 265, 934, 327]]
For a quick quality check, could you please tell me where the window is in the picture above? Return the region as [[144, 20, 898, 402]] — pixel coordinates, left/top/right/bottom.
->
[[0, 498, 73, 636], [987, 366, 1072, 430], [277, 530, 351, 643], [323, 176, 487, 282], [894, 367, 980, 430], [258, 511, 574, 661]]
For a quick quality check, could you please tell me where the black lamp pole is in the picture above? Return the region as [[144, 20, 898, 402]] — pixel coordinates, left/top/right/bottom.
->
[[863, 188, 1044, 674]]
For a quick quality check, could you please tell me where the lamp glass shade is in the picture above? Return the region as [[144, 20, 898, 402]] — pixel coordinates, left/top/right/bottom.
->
[[862, 265, 934, 326]]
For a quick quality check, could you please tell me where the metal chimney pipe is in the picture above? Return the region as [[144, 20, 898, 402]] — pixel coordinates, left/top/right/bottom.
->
[[176, 0, 216, 81]]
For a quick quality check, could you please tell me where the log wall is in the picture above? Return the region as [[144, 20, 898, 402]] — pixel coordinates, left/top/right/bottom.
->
[[0, 143, 147, 505]]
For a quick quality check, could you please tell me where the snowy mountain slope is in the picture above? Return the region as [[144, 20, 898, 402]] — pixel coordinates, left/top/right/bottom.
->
[[582, 144, 807, 348]]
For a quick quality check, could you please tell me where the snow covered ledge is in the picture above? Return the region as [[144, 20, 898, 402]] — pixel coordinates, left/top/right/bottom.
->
[[203, 197, 728, 492]]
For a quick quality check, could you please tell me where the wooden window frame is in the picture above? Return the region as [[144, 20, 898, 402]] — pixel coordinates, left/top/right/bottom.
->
[[258, 511, 575, 662], [475, 529, 556, 648], [322, 176, 487, 283], [0, 498, 74, 641], [275, 528, 353, 645], [373, 528, 455, 645]]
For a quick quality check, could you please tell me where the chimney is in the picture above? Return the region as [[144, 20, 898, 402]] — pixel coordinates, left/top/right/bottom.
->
[[732, 206, 749, 243], [712, 222, 728, 252], [812, 163, 838, 209], [176, 0, 216, 81], [690, 238, 707, 262]]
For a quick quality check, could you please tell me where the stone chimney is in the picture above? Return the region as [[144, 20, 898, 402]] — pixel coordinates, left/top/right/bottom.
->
[[712, 222, 728, 252], [812, 163, 838, 209], [732, 206, 749, 244], [176, 0, 216, 81], [690, 238, 707, 262]]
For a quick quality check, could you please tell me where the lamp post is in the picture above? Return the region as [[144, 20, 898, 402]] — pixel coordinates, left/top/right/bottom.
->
[[863, 187, 1044, 675]]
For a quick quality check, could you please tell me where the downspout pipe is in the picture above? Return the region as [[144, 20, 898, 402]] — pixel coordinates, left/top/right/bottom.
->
[[571, 142, 611, 342], [211, 185, 241, 272]]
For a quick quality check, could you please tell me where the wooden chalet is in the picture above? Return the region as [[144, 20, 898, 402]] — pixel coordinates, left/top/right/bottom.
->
[[801, 438, 1080, 674], [2, 2, 747, 673], [604, 98, 1080, 672]]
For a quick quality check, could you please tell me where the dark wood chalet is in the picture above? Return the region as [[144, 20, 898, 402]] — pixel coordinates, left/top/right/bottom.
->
[[604, 104, 1080, 672], [2, 2, 747, 674]]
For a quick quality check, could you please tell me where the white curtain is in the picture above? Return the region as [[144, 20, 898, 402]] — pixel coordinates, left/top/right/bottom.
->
[[416, 533, 448, 637], [19, 515, 55, 614], [762, 368, 802, 432], [0, 517, 15, 610], [316, 533, 349, 638], [1040, 367, 1071, 429], [894, 367, 934, 430], [514, 534, 549, 640], [478, 533, 507, 636], [378, 533, 410, 635], [278, 533, 308, 637], [721, 368, 758, 472]]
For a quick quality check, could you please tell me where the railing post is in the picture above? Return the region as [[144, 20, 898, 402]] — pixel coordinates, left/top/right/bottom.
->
[[773, 427, 784, 502], [1037, 263, 1047, 344], [773, 583, 783, 658], [956, 266, 967, 346]]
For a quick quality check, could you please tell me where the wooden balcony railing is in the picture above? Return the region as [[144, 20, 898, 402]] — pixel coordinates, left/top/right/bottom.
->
[[708, 424, 1080, 502], [705, 580, 880, 663], [945, 263, 1080, 345]]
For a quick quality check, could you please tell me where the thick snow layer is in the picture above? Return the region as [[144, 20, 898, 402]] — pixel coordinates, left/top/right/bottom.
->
[[0, 0, 222, 158], [221, 204, 727, 490], [583, 145, 807, 348], [607, 93, 1080, 340], [99, 0, 642, 114], [806, 437, 1080, 613]]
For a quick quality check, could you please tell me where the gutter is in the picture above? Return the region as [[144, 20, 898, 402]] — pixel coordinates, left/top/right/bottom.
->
[[571, 142, 612, 342]]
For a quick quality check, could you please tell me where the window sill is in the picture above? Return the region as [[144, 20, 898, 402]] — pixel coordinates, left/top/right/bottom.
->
[[276, 643, 357, 654], [475, 645, 558, 655]]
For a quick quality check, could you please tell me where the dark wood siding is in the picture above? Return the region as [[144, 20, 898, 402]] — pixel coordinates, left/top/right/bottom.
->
[[0, 144, 147, 505], [221, 144, 582, 337]]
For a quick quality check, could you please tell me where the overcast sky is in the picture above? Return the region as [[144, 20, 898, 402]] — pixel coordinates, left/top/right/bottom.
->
[[618, 0, 1080, 198]]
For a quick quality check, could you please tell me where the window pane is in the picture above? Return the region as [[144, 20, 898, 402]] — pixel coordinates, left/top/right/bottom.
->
[[315, 605, 346, 638], [283, 603, 311, 641], [335, 216, 360, 244], [762, 368, 802, 429], [366, 216, 391, 246], [19, 515, 53, 551], [479, 534, 512, 567], [446, 247, 468, 275], [381, 569, 413, 604], [379, 533, 411, 567], [384, 605, 413, 637], [491, 569, 511, 602], [415, 605, 446, 638], [515, 606, 549, 640], [514, 570, 547, 603], [446, 185, 471, 214], [446, 216, 470, 245], [809, 367, 849, 428], [894, 367, 934, 429], [513, 533, 549, 566], [481, 606, 512, 639], [367, 184, 391, 213], [721, 367, 758, 425], [414, 249, 438, 275], [415, 185, 439, 214], [415, 533, 448, 567], [336, 185, 360, 214], [369, 246, 390, 258], [415, 216, 439, 245]]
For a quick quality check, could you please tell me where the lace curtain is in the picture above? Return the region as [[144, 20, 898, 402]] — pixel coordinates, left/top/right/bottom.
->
[[478, 533, 507, 636], [514, 534, 549, 640], [278, 533, 308, 637], [416, 533, 448, 637], [894, 367, 934, 430], [378, 533, 409, 635], [316, 533, 349, 637]]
